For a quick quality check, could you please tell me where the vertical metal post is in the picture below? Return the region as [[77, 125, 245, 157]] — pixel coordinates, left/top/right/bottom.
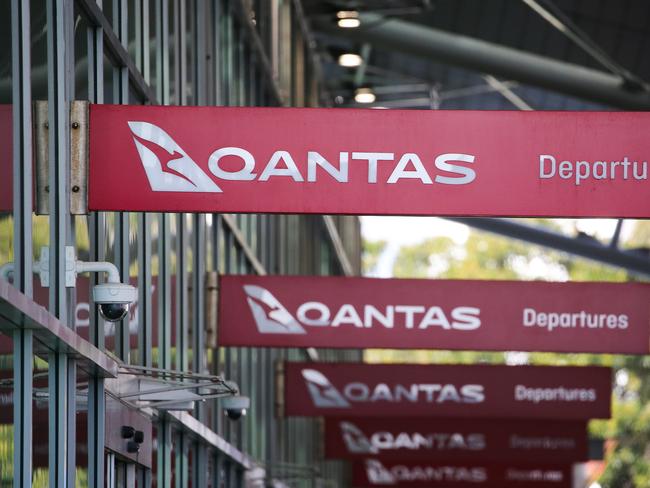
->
[[195, 442, 208, 488], [155, 1, 173, 479], [115, 210, 131, 361], [139, 466, 152, 488], [134, 0, 153, 88], [212, 451, 222, 488], [106, 452, 116, 488], [114, 0, 131, 363], [159, 213, 172, 371], [46, 0, 70, 324], [212, 0, 222, 105], [177, 214, 189, 372], [194, 0, 207, 105], [11, 0, 32, 296], [11, 0, 34, 486], [157, 418, 173, 488], [175, 431, 189, 488], [156, 0, 170, 104], [47, 0, 75, 486], [48, 352, 68, 487], [12, 330, 32, 488], [178, 0, 187, 104], [87, 2, 106, 485], [138, 213, 153, 368], [193, 214, 206, 421]]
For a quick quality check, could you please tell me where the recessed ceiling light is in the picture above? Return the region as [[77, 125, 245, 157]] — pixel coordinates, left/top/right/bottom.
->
[[337, 11, 360, 28], [338, 53, 363, 67], [355, 88, 376, 104]]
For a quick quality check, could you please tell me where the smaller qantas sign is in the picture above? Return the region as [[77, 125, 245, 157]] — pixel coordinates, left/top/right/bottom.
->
[[354, 459, 572, 488], [284, 362, 611, 420], [324, 418, 588, 462], [218, 275, 650, 354]]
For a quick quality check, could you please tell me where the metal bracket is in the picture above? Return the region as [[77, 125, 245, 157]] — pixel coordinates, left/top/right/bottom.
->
[[34, 100, 90, 215], [205, 272, 219, 349], [34, 101, 49, 215], [37, 246, 77, 288], [70, 101, 89, 214]]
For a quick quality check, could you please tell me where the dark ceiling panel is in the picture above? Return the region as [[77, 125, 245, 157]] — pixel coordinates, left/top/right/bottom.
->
[[304, 0, 650, 110]]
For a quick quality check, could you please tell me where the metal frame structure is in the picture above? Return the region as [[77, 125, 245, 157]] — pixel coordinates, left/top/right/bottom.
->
[[3, 1, 648, 487], [1, 1, 361, 487]]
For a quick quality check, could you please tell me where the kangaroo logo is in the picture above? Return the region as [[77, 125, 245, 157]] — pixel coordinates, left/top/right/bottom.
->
[[340, 421, 378, 454], [365, 460, 396, 485], [301, 369, 350, 408], [243, 285, 306, 334], [128, 121, 221, 193]]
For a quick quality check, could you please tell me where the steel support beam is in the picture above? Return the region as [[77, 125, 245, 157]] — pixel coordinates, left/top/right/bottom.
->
[[323, 13, 650, 110], [11, 1, 34, 485], [448, 218, 650, 277]]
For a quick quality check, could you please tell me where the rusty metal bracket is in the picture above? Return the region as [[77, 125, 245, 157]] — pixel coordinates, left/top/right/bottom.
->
[[34, 100, 90, 215], [205, 272, 219, 350], [70, 101, 89, 214], [34, 101, 49, 215]]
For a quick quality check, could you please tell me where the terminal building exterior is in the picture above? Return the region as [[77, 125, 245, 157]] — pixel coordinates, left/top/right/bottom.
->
[[3, 1, 650, 488], [0, 1, 361, 486]]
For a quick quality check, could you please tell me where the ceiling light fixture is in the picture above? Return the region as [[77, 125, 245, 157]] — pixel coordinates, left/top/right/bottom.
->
[[337, 10, 360, 28], [338, 53, 363, 67], [355, 88, 376, 104]]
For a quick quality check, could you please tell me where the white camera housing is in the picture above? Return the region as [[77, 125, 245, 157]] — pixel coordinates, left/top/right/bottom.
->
[[93, 282, 138, 322], [222, 395, 250, 421]]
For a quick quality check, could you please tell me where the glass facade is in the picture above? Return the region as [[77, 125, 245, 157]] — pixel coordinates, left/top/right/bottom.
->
[[0, 1, 362, 487]]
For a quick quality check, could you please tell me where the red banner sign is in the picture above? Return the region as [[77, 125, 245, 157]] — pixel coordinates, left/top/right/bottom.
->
[[324, 418, 588, 462], [284, 362, 611, 419], [353, 459, 572, 487], [88, 105, 650, 218], [218, 275, 650, 354]]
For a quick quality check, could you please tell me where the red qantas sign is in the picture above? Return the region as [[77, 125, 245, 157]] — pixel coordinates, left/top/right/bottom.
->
[[88, 105, 650, 217], [324, 418, 588, 462], [353, 459, 572, 488], [284, 362, 611, 419], [218, 275, 650, 354]]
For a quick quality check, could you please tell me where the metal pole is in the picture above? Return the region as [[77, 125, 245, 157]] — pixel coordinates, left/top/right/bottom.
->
[[11, 1, 34, 484], [324, 12, 650, 110], [447, 218, 650, 277]]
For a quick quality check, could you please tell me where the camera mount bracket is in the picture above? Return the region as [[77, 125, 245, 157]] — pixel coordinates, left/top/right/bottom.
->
[[1, 245, 125, 289]]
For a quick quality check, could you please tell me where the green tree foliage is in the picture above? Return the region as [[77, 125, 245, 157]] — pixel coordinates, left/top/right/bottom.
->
[[364, 220, 650, 487], [362, 239, 387, 275]]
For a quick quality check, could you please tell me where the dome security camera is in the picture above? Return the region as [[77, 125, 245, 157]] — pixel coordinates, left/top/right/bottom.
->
[[93, 282, 138, 322], [222, 395, 250, 421]]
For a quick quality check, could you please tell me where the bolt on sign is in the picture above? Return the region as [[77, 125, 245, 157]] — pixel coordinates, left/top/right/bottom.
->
[[353, 459, 573, 488], [218, 275, 650, 354], [89, 105, 650, 218], [284, 362, 611, 419], [324, 418, 588, 462]]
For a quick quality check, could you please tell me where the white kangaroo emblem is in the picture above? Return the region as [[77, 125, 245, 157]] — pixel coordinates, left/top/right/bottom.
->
[[128, 121, 221, 193]]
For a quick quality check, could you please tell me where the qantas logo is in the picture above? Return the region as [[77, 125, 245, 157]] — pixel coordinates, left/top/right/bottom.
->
[[128, 121, 222, 193], [339, 421, 486, 454], [301, 368, 485, 408], [301, 369, 351, 408], [128, 121, 477, 192], [364, 459, 487, 485], [243, 285, 306, 334], [243, 285, 481, 334]]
